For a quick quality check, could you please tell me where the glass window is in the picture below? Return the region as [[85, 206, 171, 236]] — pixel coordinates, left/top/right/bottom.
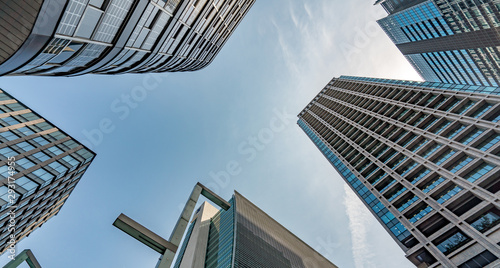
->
[[0, 146, 17, 158], [33, 152, 50, 162], [0, 131, 18, 141], [47, 146, 64, 155], [462, 163, 495, 183], [432, 120, 451, 134], [17, 158, 35, 170], [436, 231, 469, 254], [449, 156, 475, 173], [15, 141, 35, 152], [470, 103, 492, 118], [470, 212, 500, 233], [434, 149, 456, 165], [422, 143, 442, 158], [33, 137, 49, 146], [0, 116, 20, 126], [422, 177, 445, 193], [475, 133, 500, 151], [15, 127, 35, 137], [409, 205, 433, 223], [435, 185, 462, 204], [455, 100, 476, 115], [445, 124, 467, 139], [459, 128, 484, 145], [48, 161, 68, 175]]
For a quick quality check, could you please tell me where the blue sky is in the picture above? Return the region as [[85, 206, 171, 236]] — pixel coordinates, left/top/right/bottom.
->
[[1, 0, 423, 267]]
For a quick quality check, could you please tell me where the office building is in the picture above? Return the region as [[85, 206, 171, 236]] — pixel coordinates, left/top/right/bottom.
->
[[376, 0, 500, 86], [298, 76, 500, 267], [172, 192, 337, 268], [0, 89, 95, 255], [0, 0, 255, 76]]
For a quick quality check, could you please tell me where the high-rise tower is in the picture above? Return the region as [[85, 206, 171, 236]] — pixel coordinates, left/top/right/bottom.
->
[[377, 0, 500, 87], [0, 0, 255, 76], [172, 192, 338, 268], [0, 89, 95, 255], [299, 76, 500, 267]]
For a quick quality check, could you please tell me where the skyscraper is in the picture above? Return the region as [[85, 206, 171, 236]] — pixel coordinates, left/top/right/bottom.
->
[[376, 0, 500, 87], [172, 192, 338, 268], [0, 0, 255, 76], [298, 76, 500, 267], [0, 89, 95, 255]]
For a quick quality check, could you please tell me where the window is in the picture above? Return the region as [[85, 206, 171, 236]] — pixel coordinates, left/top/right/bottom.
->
[[470, 210, 500, 233], [459, 128, 484, 145], [458, 250, 498, 268], [0, 116, 20, 126], [48, 161, 69, 175], [408, 205, 433, 223], [444, 124, 467, 139], [16, 127, 35, 137], [422, 143, 442, 158], [449, 156, 474, 173], [0, 146, 17, 158], [435, 231, 470, 255], [17, 157, 35, 170], [462, 162, 495, 183], [432, 120, 451, 134], [33, 136, 49, 146], [434, 149, 456, 165], [47, 146, 64, 155], [410, 169, 431, 184], [33, 152, 50, 162], [15, 141, 35, 152], [435, 185, 462, 204], [0, 131, 18, 141], [422, 177, 445, 193], [455, 100, 476, 115], [470, 103, 492, 118], [32, 168, 55, 187], [475, 133, 500, 151]]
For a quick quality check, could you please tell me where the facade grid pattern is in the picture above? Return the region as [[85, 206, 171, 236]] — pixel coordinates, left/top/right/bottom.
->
[[0, 89, 95, 255], [298, 76, 500, 267]]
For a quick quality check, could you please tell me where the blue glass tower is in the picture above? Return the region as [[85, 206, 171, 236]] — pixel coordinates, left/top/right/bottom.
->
[[377, 0, 500, 87]]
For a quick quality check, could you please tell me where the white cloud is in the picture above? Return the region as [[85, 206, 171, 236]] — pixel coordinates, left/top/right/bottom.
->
[[343, 184, 377, 268]]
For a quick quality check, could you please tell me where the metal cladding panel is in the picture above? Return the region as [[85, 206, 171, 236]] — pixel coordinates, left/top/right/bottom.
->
[[0, 0, 43, 64], [233, 192, 338, 268]]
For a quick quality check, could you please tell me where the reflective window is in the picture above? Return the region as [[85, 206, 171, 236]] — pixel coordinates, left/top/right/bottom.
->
[[436, 231, 469, 254], [463, 163, 495, 183], [470, 212, 500, 233]]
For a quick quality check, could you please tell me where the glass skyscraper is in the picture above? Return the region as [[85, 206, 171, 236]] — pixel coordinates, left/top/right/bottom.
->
[[299, 76, 500, 267], [0, 0, 255, 76], [172, 192, 337, 268], [0, 89, 95, 255], [377, 0, 500, 87]]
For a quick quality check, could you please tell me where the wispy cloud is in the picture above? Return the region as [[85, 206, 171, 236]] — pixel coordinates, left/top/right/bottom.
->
[[343, 184, 376, 268]]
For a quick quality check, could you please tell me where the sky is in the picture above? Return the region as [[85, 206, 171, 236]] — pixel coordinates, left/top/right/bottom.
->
[[0, 0, 423, 267]]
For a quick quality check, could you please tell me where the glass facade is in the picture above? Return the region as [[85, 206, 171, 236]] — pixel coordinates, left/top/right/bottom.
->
[[298, 76, 500, 267], [0, 0, 255, 76], [0, 89, 95, 255], [377, 0, 500, 87]]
